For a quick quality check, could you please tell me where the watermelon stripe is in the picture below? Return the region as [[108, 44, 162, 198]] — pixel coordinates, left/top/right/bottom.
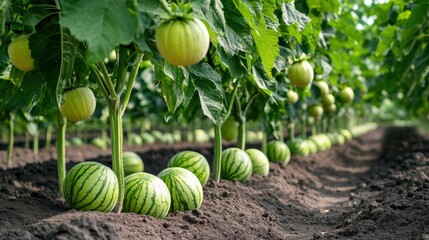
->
[[100, 179, 117, 212], [145, 188, 156, 216], [125, 178, 141, 211], [74, 168, 107, 208], [71, 164, 100, 205], [136, 180, 149, 214]]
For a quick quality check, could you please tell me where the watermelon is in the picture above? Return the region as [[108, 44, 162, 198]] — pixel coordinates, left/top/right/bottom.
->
[[158, 167, 203, 212], [141, 132, 155, 144], [69, 137, 83, 146], [128, 133, 142, 145], [221, 148, 253, 182], [339, 129, 353, 141], [245, 148, 269, 176], [123, 152, 144, 176], [91, 137, 107, 149], [267, 140, 291, 165], [167, 151, 210, 186], [289, 139, 310, 157], [63, 161, 118, 212], [123, 172, 171, 218]]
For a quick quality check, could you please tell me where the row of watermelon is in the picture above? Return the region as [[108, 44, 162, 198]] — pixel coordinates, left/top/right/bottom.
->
[[61, 142, 289, 218], [62, 123, 376, 218]]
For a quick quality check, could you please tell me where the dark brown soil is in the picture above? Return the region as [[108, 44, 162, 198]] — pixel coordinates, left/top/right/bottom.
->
[[0, 126, 428, 240]]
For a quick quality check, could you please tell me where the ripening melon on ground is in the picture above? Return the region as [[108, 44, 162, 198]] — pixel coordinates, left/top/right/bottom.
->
[[245, 148, 269, 176], [267, 140, 291, 165], [123, 151, 144, 176], [123, 172, 171, 219], [167, 151, 210, 186], [158, 167, 203, 212], [221, 148, 253, 182], [63, 161, 118, 212]]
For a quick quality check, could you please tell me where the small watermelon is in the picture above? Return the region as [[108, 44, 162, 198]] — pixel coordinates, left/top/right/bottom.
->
[[63, 161, 118, 212], [167, 151, 210, 186], [267, 140, 291, 165], [123, 172, 171, 218], [221, 148, 253, 182], [158, 167, 203, 212], [245, 148, 269, 176], [123, 152, 144, 176]]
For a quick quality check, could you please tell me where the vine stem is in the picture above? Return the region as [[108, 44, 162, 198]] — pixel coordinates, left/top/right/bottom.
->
[[6, 111, 15, 169], [56, 112, 67, 195], [213, 124, 222, 182]]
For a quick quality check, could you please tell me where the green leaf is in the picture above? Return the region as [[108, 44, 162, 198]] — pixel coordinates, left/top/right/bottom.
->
[[0, 0, 10, 35], [158, 64, 185, 118], [250, 62, 276, 96], [60, 0, 138, 64], [232, 0, 279, 78], [375, 25, 397, 57], [189, 63, 224, 124], [400, 2, 429, 55], [413, 44, 429, 85], [281, 3, 311, 31], [22, 4, 59, 27]]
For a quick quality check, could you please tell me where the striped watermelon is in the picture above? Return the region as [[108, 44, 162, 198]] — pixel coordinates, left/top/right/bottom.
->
[[123, 172, 171, 218], [221, 148, 252, 182], [123, 152, 144, 176], [63, 161, 118, 212], [245, 148, 269, 176], [157, 167, 203, 212], [167, 151, 210, 186], [267, 140, 291, 165]]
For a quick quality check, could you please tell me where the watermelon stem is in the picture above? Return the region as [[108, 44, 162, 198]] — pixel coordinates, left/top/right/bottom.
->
[[213, 124, 222, 182], [110, 108, 124, 213], [261, 130, 268, 154], [56, 112, 67, 195], [6, 111, 15, 169]]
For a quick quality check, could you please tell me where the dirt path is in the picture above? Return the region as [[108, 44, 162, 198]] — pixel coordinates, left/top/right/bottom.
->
[[0, 127, 428, 239]]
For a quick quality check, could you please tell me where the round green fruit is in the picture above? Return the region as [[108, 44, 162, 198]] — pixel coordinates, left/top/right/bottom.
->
[[339, 129, 353, 141], [321, 94, 335, 107], [63, 162, 118, 212], [315, 81, 329, 96], [286, 90, 299, 104], [267, 140, 291, 165], [221, 148, 253, 182], [245, 148, 269, 176], [155, 18, 210, 66], [167, 151, 210, 186], [141, 132, 155, 144], [123, 172, 171, 219], [8, 35, 35, 72], [289, 139, 310, 157], [288, 60, 314, 87], [59, 86, 96, 122], [123, 152, 144, 176], [339, 87, 354, 103], [158, 167, 203, 212], [309, 105, 324, 119], [221, 116, 239, 142], [91, 137, 107, 149]]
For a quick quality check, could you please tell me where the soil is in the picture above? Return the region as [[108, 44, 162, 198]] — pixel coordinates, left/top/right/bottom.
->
[[0, 126, 428, 240]]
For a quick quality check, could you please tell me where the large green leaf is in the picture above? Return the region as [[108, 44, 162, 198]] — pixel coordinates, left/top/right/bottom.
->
[[60, 0, 138, 64], [400, 2, 429, 55], [189, 63, 224, 124], [0, 0, 10, 35], [232, 0, 279, 78]]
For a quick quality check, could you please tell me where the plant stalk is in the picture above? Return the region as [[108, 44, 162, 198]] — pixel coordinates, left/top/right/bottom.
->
[[7, 112, 15, 169], [56, 113, 67, 195], [213, 124, 222, 182]]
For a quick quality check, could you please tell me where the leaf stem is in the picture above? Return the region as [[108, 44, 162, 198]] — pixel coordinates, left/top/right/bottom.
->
[[120, 51, 144, 115], [97, 62, 117, 100], [213, 124, 222, 182]]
